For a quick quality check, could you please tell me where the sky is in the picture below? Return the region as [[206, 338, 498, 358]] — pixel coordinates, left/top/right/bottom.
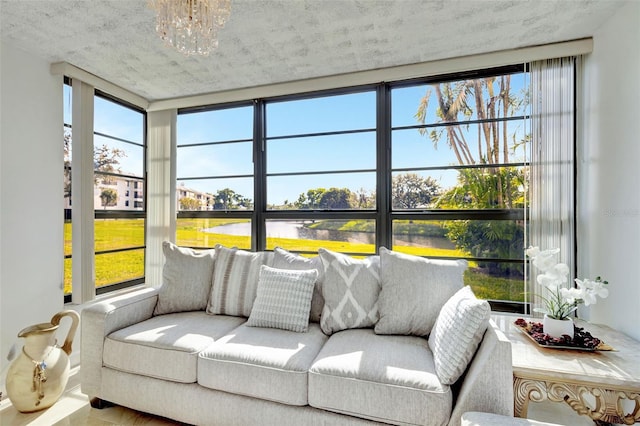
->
[[64, 73, 529, 207]]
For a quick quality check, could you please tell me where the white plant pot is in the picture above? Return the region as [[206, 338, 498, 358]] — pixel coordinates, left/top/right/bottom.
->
[[543, 314, 574, 338]]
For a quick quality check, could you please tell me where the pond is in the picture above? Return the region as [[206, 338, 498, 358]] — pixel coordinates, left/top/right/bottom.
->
[[203, 221, 454, 249]]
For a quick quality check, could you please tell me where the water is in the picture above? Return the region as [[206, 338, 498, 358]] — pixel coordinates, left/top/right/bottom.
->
[[203, 220, 453, 249]]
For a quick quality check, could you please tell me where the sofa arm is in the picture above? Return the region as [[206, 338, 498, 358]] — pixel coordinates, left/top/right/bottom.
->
[[448, 320, 514, 426], [80, 287, 159, 399]]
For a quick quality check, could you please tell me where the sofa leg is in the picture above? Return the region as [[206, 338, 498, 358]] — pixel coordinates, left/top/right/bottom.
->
[[90, 397, 113, 409]]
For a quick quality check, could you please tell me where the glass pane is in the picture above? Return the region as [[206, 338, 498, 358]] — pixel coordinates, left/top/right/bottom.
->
[[266, 91, 376, 137], [177, 142, 253, 178], [63, 83, 72, 126], [392, 219, 525, 261], [266, 219, 375, 254], [267, 132, 376, 174], [463, 262, 525, 303], [94, 176, 144, 210], [94, 96, 144, 144], [392, 167, 527, 210], [95, 218, 145, 252], [176, 218, 251, 249], [267, 172, 376, 210], [94, 134, 144, 177], [392, 121, 528, 169], [95, 249, 145, 288], [177, 178, 253, 211], [178, 106, 253, 145], [391, 72, 529, 127], [64, 258, 72, 295]]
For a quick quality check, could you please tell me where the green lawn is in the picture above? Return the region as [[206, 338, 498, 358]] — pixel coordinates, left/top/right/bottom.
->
[[64, 218, 524, 302]]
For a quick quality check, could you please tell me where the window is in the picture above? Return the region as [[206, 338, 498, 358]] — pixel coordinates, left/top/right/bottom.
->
[[175, 65, 536, 311], [390, 67, 529, 310], [63, 80, 146, 302], [176, 104, 254, 249], [93, 92, 146, 293]]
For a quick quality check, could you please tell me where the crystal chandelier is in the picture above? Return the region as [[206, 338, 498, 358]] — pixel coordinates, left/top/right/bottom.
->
[[148, 0, 231, 56]]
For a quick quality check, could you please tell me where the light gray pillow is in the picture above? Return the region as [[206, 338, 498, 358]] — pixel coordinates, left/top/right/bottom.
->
[[375, 247, 467, 336], [246, 265, 319, 332], [272, 247, 324, 323], [318, 248, 380, 335], [207, 244, 272, 317], [428, 286, 491, 384], [154, 241, 215, 316]]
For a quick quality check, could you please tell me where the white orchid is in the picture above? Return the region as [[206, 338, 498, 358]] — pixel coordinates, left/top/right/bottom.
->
[[526, 246, 609, 320]]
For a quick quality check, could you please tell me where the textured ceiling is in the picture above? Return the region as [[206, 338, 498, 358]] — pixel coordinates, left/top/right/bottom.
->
[[0, 0, 628, 102]]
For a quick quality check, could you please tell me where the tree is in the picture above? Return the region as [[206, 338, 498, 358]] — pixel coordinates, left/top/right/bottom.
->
[[415, 76, 526, 208], [179, 196, 202, 211], [415, 76, 528, 275], [392, 173, 441, 209], [99, 188, 118, 209], [63, 130, 127, 199], [294, 187, 355, 209], [213, 188, 252, 210]]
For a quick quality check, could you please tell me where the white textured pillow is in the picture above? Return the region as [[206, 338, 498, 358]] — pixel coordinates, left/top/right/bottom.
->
[[318, 248, 380, 335], [207, 245, 272, 317], [428, 286, 491, 385], [246, 265, 318, 332], [154, 241, 215, 316], [375, 247, 467, 336], [272, 247, 324, 323]]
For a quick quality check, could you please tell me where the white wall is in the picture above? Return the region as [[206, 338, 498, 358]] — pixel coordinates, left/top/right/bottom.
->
[[578, 1, 640, 340], [0, 42, 64, 374]]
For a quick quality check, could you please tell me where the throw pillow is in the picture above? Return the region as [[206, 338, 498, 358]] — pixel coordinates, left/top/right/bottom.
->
[[318, 248, 381, 335], [207, 244, 272, 317], [154, 241, 215, 316], [374, 247, 467, 336], [272, 247, 324, 323], [428, 286, 491, 384], [246, 265, 319, 332]]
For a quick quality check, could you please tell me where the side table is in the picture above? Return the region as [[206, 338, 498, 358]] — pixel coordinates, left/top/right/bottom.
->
[[493, 314, 640, 425]]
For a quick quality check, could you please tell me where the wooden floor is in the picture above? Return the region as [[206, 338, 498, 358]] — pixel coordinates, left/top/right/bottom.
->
[[1, 366, 593, 426]]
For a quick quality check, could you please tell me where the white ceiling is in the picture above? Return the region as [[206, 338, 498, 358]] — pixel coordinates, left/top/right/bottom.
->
[[0, 0, 628, 102]]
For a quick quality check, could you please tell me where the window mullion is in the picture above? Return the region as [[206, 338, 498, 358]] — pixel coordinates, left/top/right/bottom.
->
[[376, 83, 392, 250], [253, 100, 266, 251]]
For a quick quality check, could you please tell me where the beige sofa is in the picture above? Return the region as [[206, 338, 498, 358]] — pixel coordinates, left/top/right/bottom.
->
[[81, 243, 513, 426]]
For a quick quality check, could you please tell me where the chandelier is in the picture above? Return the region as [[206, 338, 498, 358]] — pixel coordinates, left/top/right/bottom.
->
[[148, 0, 231, 56]]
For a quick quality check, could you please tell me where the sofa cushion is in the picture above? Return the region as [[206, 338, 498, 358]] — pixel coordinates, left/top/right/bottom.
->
[[154, 241, 215, 315], [309, 329, 452, 426], [428, 286, 491, 385], [318, 248, 380, 335], [207, 244, 273, 317], [272, 247, 324, 323], [104, 312, 245, 383], [246, 265, 318, 332], [198, 323, 328, 406], [375, 247, 467, 336]]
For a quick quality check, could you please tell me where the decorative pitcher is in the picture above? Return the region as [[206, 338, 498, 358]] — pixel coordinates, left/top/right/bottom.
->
[[6, 310, 80, 413]]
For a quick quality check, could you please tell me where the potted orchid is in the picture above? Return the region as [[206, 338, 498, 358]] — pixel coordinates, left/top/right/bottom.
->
[[525, 246, 609, 337]]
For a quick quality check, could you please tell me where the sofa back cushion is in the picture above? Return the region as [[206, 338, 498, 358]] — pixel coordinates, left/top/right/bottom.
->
[[318, 248, 381, 335], [272, 247, 324, 323], [154, 241, 215, 316], [428, 286, 491, 384], [207, 244, 273, 317], [246, 265, 318, 332], [375, 247, 466, 336]]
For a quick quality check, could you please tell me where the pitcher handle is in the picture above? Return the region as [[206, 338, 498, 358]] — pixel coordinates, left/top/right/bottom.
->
[[51, 310, 80, 356]]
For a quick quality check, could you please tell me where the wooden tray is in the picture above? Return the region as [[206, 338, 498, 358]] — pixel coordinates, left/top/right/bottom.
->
[[514, 319, 614, 351]]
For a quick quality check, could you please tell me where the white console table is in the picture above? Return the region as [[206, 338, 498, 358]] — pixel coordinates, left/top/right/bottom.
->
[[493, 314, 640, 425]]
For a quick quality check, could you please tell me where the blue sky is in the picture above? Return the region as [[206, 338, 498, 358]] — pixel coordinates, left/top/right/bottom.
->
[[65, 73, 529, 206]]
